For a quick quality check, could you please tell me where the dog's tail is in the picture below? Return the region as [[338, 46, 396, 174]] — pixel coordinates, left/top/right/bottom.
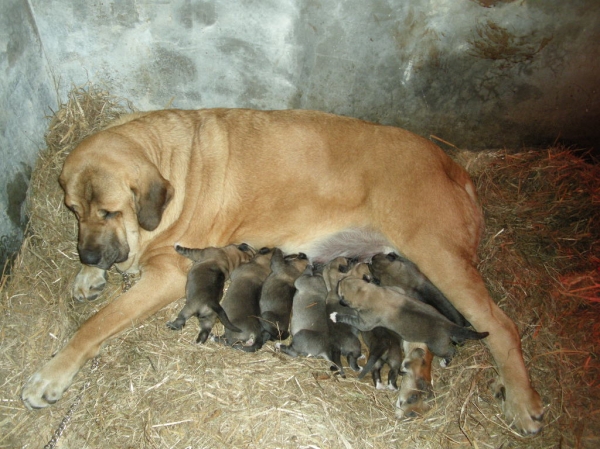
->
[[232, 339, 265, 353], [358, 347, 387, 379], [211, 304, 242, 333], [450, 326, 489, 345]]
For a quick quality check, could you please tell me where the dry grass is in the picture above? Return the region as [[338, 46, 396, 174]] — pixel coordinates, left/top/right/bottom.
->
[[1, 86, 599, 448]]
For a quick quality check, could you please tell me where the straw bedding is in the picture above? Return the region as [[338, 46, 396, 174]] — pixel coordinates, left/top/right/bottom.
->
[[1, 86, 598, 448]]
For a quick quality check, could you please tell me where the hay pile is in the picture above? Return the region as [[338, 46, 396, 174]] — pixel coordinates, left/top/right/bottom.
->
[[1, 86, 598, 448]]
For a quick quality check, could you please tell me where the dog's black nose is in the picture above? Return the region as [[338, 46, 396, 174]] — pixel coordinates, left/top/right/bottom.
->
[[79, 248, 102, 266]]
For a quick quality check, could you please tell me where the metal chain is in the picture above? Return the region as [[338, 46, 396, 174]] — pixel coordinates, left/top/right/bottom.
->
[[44, 270, 133, 449], [43, 357, 99, 449]]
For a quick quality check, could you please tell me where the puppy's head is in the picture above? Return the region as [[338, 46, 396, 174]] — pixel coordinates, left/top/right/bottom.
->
[[59, 132, 173, 270], [369, 252, 422, 289], [336, 276, 372, 311], [221, 243, 256, 266], [323, 256, 356, 291]]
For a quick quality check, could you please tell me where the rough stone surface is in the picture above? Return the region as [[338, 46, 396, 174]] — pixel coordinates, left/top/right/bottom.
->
[[1, 0, 599, 265]]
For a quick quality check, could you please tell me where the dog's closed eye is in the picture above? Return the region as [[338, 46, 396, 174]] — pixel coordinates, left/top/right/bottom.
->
[[100, 210, 120, 219]]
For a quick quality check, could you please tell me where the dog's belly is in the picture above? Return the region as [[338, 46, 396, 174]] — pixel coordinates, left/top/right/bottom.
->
[[279, 227, 397, 263]]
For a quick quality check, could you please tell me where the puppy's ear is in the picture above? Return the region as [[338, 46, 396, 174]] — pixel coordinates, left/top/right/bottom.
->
[[132, 165, 174, 231]]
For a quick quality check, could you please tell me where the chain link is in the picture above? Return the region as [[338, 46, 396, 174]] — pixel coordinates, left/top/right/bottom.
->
[[44, 270, 132, 449]]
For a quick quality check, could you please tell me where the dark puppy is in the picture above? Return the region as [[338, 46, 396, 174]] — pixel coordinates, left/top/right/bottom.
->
[[166, 243, 255, 343], [276, 264, 343, 374], [360, 327, 403, 390], [259, 249, 309, 341], [370, 252, 467, 326], [323, 257, 364, 373], [332, 275, 489, 365], [214, 247, 274, 352]]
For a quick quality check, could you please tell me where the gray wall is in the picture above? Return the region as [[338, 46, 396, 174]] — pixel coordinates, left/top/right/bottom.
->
[[1, 0, 599, 266]]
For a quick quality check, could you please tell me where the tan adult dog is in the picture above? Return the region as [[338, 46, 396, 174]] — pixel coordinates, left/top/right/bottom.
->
[[21, 108, 544, 434]]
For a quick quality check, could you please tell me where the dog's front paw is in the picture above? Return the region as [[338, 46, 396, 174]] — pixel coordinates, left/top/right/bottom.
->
[[22, 356, 77, 410], [72, 265, 107, 301], [329, 312, 337, 323], [499, 385, 545, 435]]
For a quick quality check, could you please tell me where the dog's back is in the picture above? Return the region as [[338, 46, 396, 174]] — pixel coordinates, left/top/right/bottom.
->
[[218, 247, 274, 351], [277, 265, 343, 371], [370, 252, 468, 326], [324, 258, 363, 373], [259, 249, 308, 341]]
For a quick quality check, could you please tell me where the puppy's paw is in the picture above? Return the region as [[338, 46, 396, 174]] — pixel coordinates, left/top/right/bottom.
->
[[329, 312, 337, 323], [72, 265, 107, 301], [395, 375, 434, 419], [166, 319, 184, 330], [440, 357, 452, 368]]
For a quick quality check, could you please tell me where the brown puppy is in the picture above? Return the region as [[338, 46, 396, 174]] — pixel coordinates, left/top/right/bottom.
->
[[214, 247, 274, 352], [323, 257, 364, 373], [370, 252, 468, 327], [276, 264, 344, 375], [259, 249, 309, 341], [22, 109, 543, 434], [369, 253, 467, 416], [332, 275, 489, 364], [166, 243, 256, 343]]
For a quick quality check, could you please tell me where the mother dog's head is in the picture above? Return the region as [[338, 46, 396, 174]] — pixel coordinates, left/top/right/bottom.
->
[[59, 131, 174, 270]]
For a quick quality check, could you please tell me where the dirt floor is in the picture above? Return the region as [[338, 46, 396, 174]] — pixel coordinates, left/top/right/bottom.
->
[[1, 87, 598, 448]]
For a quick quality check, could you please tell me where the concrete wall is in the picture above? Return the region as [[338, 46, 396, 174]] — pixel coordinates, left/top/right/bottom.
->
[[1, 0, 599, 266]]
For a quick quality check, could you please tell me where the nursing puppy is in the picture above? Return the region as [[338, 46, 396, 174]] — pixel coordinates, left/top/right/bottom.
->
[[360, 327, 403, 390], [259, 249, 309, 341], [332, 275, 489, 365], [166, 243, 256, 343], [323, 257, 364, 372], [276, 264, 343, 375], [370, 252, 468, 327], [214, 247, 274, 352], [369, 252, 468, 413]]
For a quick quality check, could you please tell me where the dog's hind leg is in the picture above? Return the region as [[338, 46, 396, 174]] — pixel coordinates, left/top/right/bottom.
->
[[196, 314, 219, 344], [399, 235, 545, 434], [166, 300, 199, 330]]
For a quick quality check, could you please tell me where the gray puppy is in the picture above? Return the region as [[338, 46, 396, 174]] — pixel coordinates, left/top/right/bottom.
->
[[276, 264, 343, 374], [167, 243, 256, 343], [370, 252, 467, 326], [259, 248, 309, 341], [214, 247, 274, 352], [359, 327, 403, 390], [323, 257, 364, 373], [332, 275, 489, 365]]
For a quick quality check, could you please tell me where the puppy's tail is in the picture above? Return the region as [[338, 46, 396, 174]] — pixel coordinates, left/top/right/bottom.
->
[[450, 326, 489, 345], [211, 304, 242, 333], [358, 345, 388, 379], [174, 244, 204, 261], [260, 312, 289, 341]]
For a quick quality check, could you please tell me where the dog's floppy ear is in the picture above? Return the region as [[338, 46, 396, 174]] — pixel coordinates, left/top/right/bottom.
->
[[132, 165, 174, 231]]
